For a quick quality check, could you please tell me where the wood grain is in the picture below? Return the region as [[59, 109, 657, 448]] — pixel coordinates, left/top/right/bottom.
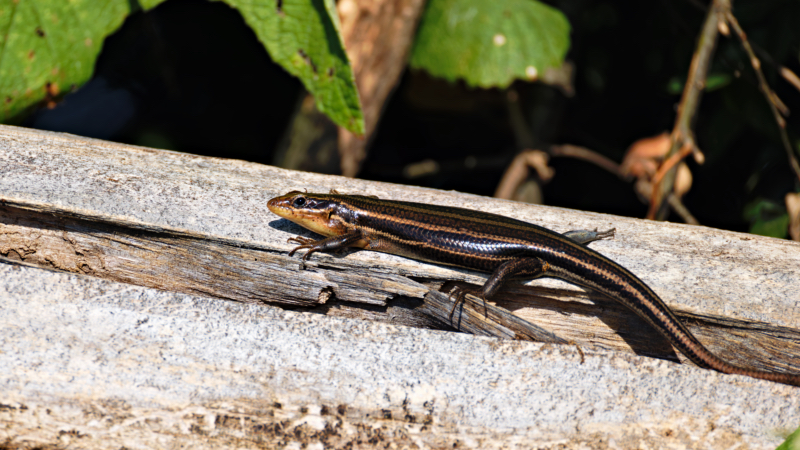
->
[[0, 201, 562, 344], [4, 262, 796, 449], [3, 124, 800, 448], [1, 123, 799, 376], [1, 186, 798, 374]]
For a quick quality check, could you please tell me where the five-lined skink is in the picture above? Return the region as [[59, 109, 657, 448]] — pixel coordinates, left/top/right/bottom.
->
[[267, 190, 800, 386]]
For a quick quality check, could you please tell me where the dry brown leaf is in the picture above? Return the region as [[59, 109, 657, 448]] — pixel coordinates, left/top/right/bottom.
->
[[620, 132, 671, 178], [621, 132, 692, 198], [674, 163, 693, 198]]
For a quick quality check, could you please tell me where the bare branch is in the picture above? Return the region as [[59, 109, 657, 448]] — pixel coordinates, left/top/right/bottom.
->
[[725, 12, 800, 183], [650, 0, 727, 220]]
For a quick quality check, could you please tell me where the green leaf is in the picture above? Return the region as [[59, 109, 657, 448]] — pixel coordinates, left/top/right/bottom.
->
[[1, 0, 364, 136], [776, 425, 800, 450], [667, 76, 683, 95], [743, 198, 789, 239], [0, 0, 132, 123], [219, 0, 364, 135], [140, 0, 168, 10], [705, 73, 732, 92], [410, 0, 570, 88], [667, 73, 731, 95]]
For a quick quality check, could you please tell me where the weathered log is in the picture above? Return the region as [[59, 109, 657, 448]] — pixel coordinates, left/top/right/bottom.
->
[[1, 124, 799, 448]]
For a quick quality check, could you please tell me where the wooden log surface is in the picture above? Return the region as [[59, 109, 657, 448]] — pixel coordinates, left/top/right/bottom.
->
[[2, 262, 799, 449], [1, 124, 799, 448], [1, 124, 798, 370]]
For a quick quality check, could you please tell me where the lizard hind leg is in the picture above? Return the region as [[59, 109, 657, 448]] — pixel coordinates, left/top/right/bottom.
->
[[447, 257, 548, 320]]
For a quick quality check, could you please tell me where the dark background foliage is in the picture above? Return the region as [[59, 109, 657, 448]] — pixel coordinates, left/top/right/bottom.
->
[[24, 0, 800, 233]]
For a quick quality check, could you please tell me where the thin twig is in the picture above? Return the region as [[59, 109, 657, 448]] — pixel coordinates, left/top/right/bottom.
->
[[494, 150, 553, 200], [680, 0, 798, 101], [549, 144, 631, 181], [725, 12, 800, 183], [648, 142, 694, 208], [781, 67, 800, 94], [506, 89, 536, 149], [666, 193, 700, 225], [549, 143, 699, 224], [636, 179, 699, 225], [499, 142, 700, 225], [650, 0, 725, 220]]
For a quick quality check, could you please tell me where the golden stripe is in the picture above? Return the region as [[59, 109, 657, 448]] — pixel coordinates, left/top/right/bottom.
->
[[321, 194, 670, 322]]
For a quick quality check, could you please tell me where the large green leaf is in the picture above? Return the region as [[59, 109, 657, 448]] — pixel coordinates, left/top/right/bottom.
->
[[217, 0, 364, 135], [0, 0, 131, 122], [410, 0, 570, 88], [1, 0, 364, 135], [142, 0, 363, 134]]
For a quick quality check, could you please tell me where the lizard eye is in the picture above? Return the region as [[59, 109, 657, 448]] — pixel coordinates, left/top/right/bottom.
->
[[292, 196, 307, 208]]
